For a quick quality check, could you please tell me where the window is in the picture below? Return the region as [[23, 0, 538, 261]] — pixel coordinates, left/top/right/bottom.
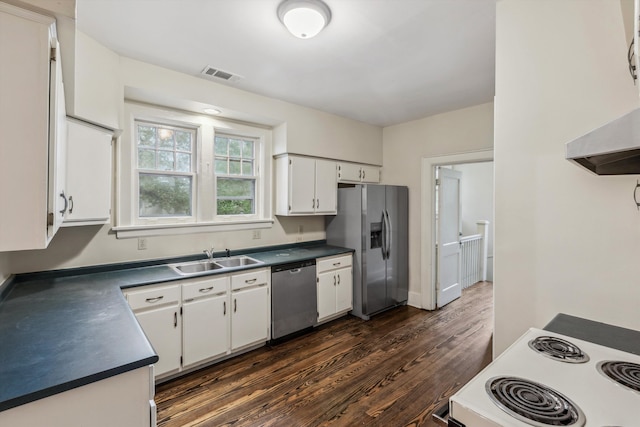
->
[[136, 122, 195, 218], [214, 134, 257, 216], [115, 103, 273, 238]]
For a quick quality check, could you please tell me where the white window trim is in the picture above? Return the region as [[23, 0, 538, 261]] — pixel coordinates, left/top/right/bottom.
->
[[114, 102, 273, 239]]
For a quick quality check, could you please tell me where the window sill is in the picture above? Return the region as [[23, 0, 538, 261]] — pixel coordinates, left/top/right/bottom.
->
[[112, 219, 274, 239]]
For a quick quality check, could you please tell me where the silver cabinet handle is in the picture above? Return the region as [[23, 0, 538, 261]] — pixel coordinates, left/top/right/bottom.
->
[[223, 301, 226, 315], [68, 196, 74, 214], [333, 275, 336, 286], [145, 296, 164, 303], [337, 274, 340, 285], [199, 286, 214, 293], [59, 191, 68, 215], [312, 198, 315, 209], [317, 198, 319, 208], [173, 311, 177, 328], [245, 278, 257, 284], [234, 298, 237, 312], [363, 170, 366, 179], [333, 262, 341, 267], [359, 169, 362, 179]]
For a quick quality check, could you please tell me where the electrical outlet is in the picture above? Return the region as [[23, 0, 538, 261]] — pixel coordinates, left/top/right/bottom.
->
[[137, 237, 148, 250], [252, 230, 261, 240]]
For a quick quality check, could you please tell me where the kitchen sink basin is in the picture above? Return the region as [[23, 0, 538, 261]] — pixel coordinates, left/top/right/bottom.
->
[[213, 256, 262, 268], [171, 260, 225, 275]]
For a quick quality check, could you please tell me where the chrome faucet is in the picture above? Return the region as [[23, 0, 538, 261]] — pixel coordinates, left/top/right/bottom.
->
[[203, 247, 214, 260], [226, 248, 231, 257]]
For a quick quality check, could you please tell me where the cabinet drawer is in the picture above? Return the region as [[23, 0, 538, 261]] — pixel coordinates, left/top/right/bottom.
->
[[125, 283, 181, 311], [183, 275, 228, 301], [317, 254, 353, 274], [231, 268, 268, 291]]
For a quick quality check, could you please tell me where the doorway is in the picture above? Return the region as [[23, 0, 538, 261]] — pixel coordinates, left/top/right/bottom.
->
[[420, 149, 494, 310]]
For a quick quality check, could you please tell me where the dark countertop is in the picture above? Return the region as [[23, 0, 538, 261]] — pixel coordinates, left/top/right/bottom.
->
[[544, 313, 640, 356], [0, 241, 353, 412]]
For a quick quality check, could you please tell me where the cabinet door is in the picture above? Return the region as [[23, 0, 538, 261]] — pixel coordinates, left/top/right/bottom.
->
[[314, 159, 337, 214], [360, 165, 380, 183], [289, 156, 316, 214], [135, 306, 181, 377], [336, 163, 362, 183], [182, 294, 228, 367], [48, 41, 67, 239], [64, 120, 112, 225], [335, 267, 353, 313], [317, 271, 336, 322], [231, 285, 269, 350]]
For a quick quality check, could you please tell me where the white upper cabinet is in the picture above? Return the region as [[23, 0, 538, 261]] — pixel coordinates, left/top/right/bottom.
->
[[63, 119, 113, 226], [0, 3, 68, 251], [337, 162, 380, 184], [275, 155, 337, 216]]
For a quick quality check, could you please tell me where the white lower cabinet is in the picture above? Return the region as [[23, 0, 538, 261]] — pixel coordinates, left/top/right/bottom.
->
[[182, 276, 230, 367], [125, 283, 182, 377], [231, 269, 270, 350], [124, 268, 270, 380], [317, 254, 353, 323]]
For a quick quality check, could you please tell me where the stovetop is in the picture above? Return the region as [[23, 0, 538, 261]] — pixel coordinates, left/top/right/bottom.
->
[[449, 328, 640, 426]]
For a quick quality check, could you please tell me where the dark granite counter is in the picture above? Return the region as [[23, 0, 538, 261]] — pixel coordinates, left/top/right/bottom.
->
[[0, 241, 352, 412], [544, 313, 640, 356]]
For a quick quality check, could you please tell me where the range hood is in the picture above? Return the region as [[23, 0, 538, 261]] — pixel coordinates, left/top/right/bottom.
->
[[566, 107, 640, 175]]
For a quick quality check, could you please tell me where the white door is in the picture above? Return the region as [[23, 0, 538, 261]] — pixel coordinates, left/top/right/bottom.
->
[[135, 306, 181, 376], [289, 156, 316, 214], [436, 167, 462, 308], [182, 294, 228, 367], [314, 159, 337, 214], [231, 285, 268, 350]]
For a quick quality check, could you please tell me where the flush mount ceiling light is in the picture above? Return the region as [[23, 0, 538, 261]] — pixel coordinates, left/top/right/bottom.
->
[[203, 108, 221, 115], [277, 0, 331, 39]]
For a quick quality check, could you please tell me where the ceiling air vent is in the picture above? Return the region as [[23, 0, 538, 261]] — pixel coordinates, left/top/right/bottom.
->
[[200, 66, 243, 83]]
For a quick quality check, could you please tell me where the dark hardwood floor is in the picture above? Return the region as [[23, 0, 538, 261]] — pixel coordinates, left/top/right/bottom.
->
[[155, 281, 493, 427]]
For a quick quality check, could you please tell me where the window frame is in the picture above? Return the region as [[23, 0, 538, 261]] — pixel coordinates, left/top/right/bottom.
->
[[114, 102, 273, 238]]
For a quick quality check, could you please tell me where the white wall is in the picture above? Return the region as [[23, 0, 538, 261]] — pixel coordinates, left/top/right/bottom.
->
[[382, 103, 494, 304], [120, 58, 383, 165], [494, 0, 640, 355], [453, 161, 494, 280]]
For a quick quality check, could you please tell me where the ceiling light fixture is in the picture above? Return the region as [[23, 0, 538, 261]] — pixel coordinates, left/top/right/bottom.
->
[[203, 108, 221, 115], [277, 0, 331, 39]]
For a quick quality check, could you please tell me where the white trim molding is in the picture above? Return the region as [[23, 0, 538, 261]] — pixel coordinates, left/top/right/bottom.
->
[[420, 149, 493, 310], [113, 219, 274, 239]]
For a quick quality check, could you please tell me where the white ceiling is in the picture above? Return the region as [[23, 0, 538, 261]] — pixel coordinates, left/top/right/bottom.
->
[[77, 0, 496, 127]]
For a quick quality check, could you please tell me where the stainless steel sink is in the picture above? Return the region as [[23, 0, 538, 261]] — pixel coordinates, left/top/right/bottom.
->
[[213, 256, 262, 268], [170, 255, 263, 275], [171, 260, 225, 275]]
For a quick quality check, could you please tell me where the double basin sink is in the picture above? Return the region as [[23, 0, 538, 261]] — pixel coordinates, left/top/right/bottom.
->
[[170, 255, 263, 275]]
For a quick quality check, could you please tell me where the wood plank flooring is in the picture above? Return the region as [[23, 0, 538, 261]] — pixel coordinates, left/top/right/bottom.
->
[[155, 281, 493, 427]]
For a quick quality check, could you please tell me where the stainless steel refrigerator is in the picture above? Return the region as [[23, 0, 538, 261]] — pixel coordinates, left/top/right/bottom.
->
[[325, 184, 408, 320]]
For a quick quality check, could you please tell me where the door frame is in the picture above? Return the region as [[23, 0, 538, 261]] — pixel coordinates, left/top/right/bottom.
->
[[420, 149, 493, 310]]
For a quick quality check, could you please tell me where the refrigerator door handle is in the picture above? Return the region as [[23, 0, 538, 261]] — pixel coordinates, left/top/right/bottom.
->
[[381, 211, 387, 260], [385, 210, 392, 259]]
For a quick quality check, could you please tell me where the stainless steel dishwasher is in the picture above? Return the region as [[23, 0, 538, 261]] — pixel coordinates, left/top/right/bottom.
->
[[271, 259, 317, 341]]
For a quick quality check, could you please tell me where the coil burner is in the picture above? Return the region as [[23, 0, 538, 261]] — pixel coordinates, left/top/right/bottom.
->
[[485, 376, 586, 427], [597, 361, 640, 393], [528, 336, 589, 364]]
